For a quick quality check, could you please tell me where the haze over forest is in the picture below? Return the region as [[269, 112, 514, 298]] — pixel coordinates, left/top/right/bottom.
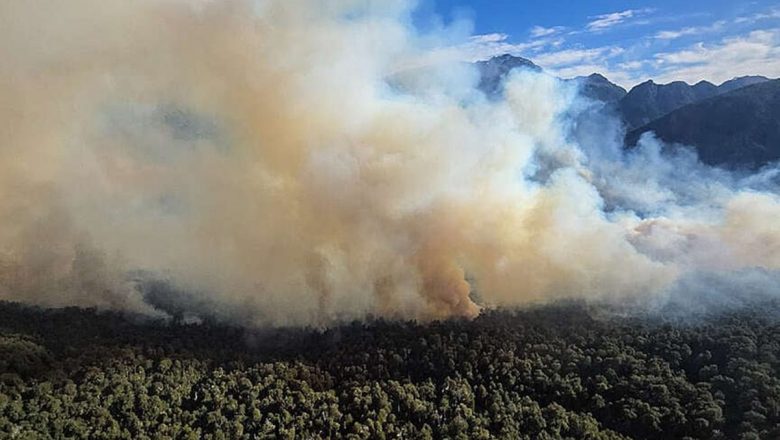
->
[[1, 0, 779, 326], [1, 1, 780, 439]]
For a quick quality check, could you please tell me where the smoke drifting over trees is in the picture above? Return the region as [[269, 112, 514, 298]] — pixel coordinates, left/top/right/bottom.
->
[[3, 300, 780, 439], [1, 0, 780, 326]]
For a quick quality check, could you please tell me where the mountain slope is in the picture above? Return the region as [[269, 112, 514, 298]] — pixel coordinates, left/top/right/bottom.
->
[[625, 79, 780, 168]]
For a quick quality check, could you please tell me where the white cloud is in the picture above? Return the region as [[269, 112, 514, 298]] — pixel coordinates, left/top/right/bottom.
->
[[534, 46, 624, 68], [451, 33, 552, 61], [469, 33, 510, 44], [532, 46, 635, 88], [653, 29, 780, 84], [618, 60, 647, 71], [735, 8, 780, 24], [587, 9, 651, 32], [403, 20, 780, 91], [654, 21, 727, 40], [530, 25, 564, 38], [401, 33, 558, 70]]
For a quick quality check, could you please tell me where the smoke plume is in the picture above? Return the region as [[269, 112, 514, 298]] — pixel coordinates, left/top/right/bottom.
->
[[1, 0, 779, 326]]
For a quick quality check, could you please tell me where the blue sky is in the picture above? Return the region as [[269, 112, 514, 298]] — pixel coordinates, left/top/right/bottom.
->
[[412, 1, 780, 88]]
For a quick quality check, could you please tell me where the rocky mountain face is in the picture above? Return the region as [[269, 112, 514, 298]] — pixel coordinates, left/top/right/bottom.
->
[[625, 79, 780, 169]]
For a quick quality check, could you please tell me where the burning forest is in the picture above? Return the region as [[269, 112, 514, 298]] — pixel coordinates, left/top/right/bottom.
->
[[2, 0, 780, 438]]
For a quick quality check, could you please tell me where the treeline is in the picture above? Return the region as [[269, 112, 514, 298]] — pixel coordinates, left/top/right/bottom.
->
[[2, 300, 780, 439]]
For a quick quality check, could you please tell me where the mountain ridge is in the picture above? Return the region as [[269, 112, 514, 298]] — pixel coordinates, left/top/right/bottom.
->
[[618, 76, 773, 129], [625, 79, 780, 169]]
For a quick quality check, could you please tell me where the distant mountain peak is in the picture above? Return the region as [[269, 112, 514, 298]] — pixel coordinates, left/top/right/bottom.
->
[[476, 54, 542, 96], [580, 73, 618, 85], [491, 53, 532, 62], [572, 73, 627, 103]]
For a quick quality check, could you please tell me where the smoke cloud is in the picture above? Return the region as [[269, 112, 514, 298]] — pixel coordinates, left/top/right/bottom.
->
[[1, 0, 779, 326]]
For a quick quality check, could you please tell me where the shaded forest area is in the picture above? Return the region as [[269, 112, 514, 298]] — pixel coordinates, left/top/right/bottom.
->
[[2, 300, 780, 439]]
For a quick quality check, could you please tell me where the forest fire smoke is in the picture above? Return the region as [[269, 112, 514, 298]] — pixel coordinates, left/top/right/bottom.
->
[[1, 0, 780, 326]]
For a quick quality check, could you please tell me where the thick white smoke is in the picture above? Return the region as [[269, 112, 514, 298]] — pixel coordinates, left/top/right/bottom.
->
[[1, 0, 779, 326]]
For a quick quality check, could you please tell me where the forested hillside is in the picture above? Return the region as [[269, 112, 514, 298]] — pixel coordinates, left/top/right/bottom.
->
[[2, 301, 780, 439]]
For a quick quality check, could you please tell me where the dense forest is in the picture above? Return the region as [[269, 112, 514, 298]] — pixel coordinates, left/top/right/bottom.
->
[[2, 299, 780, 439]]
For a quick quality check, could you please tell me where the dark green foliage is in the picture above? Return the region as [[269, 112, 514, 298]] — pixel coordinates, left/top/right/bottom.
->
[[2, 301, 780, 439]]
